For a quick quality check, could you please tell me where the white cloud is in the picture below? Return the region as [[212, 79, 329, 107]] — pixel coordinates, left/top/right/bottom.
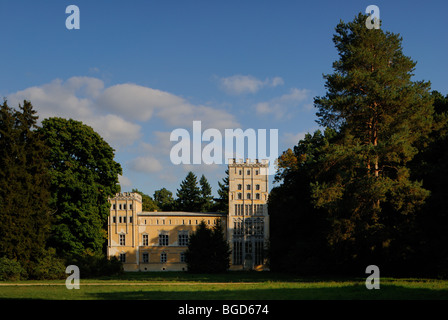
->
[[128, 156, 163, 173], [255, 88, 310, 120], [96, 84, 184, 121], [96, 82, 240, 130], [219, 75, 284, 95], [89, 114, 142, 148], [6, 77, 240, 150], [282, 131, 307, 147], [6, 77, 141, 149], [118, 175, 132, 188]]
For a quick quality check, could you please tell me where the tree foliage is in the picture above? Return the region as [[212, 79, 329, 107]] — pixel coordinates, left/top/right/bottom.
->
[[216, 169, 229, 212], [176, 172, 202, 212], [311, 13, 433, 272], [269, 13, 442, 276], [132, 188, 159, 211], [39, 117, 122, 257], [153, 187, 175, 211], [199, 174, 214, 212], [0, 100, 54, 277], [185, 220, 230, 273]]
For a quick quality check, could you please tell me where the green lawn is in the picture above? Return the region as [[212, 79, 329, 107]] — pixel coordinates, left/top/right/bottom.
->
[[1, 272, 448, 300]]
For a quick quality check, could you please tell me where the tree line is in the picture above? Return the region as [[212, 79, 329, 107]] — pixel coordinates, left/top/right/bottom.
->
[[0, 103, 229, 279], [0, 108, 123, 279], [268, 13, 448, 278], [132, 169, 229, 213]]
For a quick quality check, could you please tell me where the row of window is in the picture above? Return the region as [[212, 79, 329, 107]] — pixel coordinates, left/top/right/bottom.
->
[[118, 231, 190, 247], [237, 184, 261, 191], [233, 217, 265, 236], [236, 192, 262, 200], [119, 252, 186, 263], [112, 217, 218, 226], [233, 240, 264, 265], [112, 203, 133, 210], [112, 216, 133, 223], [234, 204, 265, 216], [238, 169, 259, 176]]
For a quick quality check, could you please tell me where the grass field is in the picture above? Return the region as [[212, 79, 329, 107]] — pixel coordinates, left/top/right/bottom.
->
[[1, 272, 448, 300]]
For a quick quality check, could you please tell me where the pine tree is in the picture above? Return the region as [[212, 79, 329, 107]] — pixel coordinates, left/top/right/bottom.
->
[[216, 169, 229, 212], [0, 100, 53, 276], [199, 174, 213, 212], [185, 220, 230, 273], [176, 172, 201, 212], [209, 219, 231, 272], [312, 13, 434, 271]]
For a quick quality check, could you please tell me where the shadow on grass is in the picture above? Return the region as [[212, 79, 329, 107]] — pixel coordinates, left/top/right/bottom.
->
[[85, 284, 448, 300]]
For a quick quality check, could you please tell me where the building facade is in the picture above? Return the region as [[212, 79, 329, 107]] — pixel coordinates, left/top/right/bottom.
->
[[107, 159, 269, 271]]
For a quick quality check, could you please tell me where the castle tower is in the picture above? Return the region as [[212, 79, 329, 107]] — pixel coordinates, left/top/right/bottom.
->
[[227, 158, 269, 270], [107, 192, 142, 271]]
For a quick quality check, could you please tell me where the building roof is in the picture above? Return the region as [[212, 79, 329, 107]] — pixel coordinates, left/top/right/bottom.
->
[[138, 211, 227, 217]]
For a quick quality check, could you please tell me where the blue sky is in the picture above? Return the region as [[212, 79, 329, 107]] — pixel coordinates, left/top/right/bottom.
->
[[1, 0, 447, 198]]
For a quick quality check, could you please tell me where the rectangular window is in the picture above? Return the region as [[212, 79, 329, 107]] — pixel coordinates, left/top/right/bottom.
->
[[247, 193, 251, 200], [255, 170, 259, 175], [119, 234, 125, 246], [238, 193, 242, 200], [142, 234, 148, 246], [130, 204, 133, 210], [246, 184, 251, 190], [123, 216, 127, 223], [178, 232, 189, 246], [123, 204, 127, 210], [119, 253, 126, 263], [113, 204, 116, 210], [233, 241, 242, 265], [180, 252, 186, 263], [112, 216, 116, 223], [160, 252, 167, 263], [142, 252, 149, 263], [247, 170, 250, 175], [256, 193, 260, 200], [119, 216, 122, 223], [238, 184, 242, 190], [256, 184, 260, 190], [159, 234, 169, 246]]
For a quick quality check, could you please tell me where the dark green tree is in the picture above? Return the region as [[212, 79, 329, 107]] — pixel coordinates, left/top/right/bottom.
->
[[199, 174, 214, 212], [409, 91, 448, 277], [185, 220, 230, 273], [0, 100, 54, 277], [216, 169, 229, 212], [312, 13, 434, 272], [176, 172, 201, 212], [153, 187, 175, 211], [39, 117, 122, 257], [132, 188, 159, 211], [268, 129, 336, 273]]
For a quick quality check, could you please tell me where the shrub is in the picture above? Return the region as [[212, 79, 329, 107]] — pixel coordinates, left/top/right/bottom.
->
[[0, 257, 27, 281], [31, 249, 66, 280], [66, 252, 123, 278]]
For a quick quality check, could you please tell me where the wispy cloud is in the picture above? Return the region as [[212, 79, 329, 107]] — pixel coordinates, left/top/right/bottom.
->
[[6, 77, 240, 150], [255, 88, 310, 120], [128, 156, 163, 173], [219, 74, 284, 95]]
